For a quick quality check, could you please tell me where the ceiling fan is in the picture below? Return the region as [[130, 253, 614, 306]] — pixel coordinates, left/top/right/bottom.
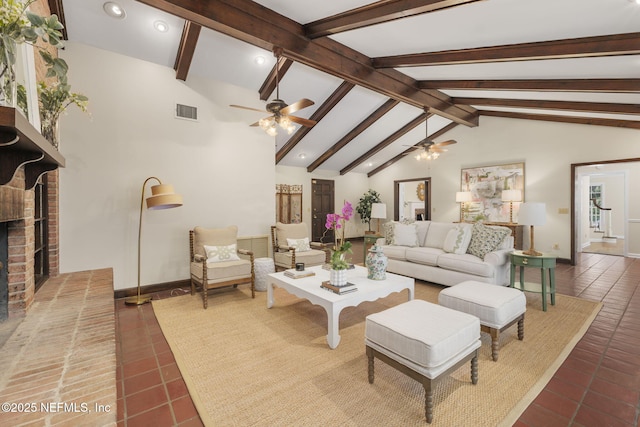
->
[[230, 48, 317, 136], [405, 113, 456, 160]]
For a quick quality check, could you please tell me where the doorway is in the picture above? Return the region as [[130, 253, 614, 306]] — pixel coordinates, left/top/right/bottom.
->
[[311, 179, 334, 243], [571, 158, 640, 264], [394, 178, 431, 221]]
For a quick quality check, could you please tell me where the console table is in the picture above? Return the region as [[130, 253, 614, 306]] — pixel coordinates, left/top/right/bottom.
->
[[509, 251, 556, 312]]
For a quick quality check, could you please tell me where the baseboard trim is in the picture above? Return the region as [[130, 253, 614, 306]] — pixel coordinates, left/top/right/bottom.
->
[[114, 279, 191, 300]]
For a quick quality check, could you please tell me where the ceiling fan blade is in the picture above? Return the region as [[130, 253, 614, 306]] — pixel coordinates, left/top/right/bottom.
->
[[433, 139, 457, 147], [288, 115, 317, 127], [280, 98, 314, 116], [429, 147, 447, 153], [230, 104, 265, 113]]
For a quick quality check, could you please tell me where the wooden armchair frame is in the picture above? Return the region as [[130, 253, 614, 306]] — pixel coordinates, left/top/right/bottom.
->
[[189, 229, 255, 309], [270, 225, 329, 271]]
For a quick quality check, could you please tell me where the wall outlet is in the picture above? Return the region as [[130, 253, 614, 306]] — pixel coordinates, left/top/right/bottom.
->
[[552, 243, 560, 250]]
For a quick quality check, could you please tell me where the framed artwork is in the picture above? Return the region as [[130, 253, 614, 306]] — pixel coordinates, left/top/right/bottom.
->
[[461, 162, 524, 223]]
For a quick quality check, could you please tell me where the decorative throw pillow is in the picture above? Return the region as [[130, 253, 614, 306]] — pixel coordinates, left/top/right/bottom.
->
[[286, 237, 311, 252], [204, 244, 241, 263], [383, 221, 396, 244], [466, 223, 510, 259], [443, 224, 473, 255], [391, 223, 419, 247]]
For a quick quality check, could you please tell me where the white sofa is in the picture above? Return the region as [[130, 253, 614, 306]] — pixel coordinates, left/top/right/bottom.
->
[[378, 221, 514, 287]]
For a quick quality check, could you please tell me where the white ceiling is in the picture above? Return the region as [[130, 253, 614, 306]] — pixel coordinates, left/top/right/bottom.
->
[[61, 0, 640, 174]]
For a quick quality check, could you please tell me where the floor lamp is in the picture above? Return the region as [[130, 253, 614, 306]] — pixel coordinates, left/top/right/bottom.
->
[[455, 191, 472, 222], [518, 202, 546, 257], [370, 203, 387, 234], [125, 177, 183, 305], [501, 189, 522, 224]]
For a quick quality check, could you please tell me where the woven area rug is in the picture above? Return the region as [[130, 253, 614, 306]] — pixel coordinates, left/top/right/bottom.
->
[[153, 282, 601, 426]]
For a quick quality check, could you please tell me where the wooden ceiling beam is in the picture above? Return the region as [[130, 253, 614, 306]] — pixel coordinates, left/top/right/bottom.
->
[[47, 0, 67, 40], [373, 32, 640, 67], [136, 0, 479, 127], [276, 81, 355, 163], [453, 97, 640, 115], [304, 0, 483, 39], [307, 99, 400, 172], [480, 110, 640, 129], [174, 21, 201, 81], [340, 113, 426, 175], [418, 79, 640, 93], [368, 121, 458, 176], [259, 57, 293, 101]]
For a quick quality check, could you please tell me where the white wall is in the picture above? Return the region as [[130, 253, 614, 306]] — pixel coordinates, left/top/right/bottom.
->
[[59, 43, 275, 290], [369, 116, 640, 259]]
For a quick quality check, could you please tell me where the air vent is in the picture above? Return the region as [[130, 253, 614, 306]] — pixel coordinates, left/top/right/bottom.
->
[[176, 103, 197, 121]]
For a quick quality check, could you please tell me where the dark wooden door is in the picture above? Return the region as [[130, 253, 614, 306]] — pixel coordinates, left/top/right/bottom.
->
[[311, 179, 334, 243]]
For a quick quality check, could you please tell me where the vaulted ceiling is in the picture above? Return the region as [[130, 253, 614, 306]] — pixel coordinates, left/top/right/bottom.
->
[[53, 0, 640, 175]]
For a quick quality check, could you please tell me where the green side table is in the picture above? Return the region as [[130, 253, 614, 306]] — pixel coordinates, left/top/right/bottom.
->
[[363, 234, 383, 264], [510, 251, 557, 312]]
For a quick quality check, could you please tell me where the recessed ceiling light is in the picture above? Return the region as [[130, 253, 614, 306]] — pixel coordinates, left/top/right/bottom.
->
[[629, 0, 640, 4], [367, 162, 373, 167], [298, 153, 306, 159], [154, 20, 169, 32], [254, 55, 266, 65], [103, 2, 126, 19]]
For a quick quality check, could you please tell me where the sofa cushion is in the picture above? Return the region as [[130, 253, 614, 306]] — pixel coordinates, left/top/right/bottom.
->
[[437, 253, 495, 278], [391, 223, 419, 247], [276, 222, 308, 243], [414, 221, 431, 246], [193, 225, 238, 257], [381, 244, 407, 261], [423, 222, 457, 249], [443, 223, 473, 255], [466, 223, 511, 259], [405, 247, 444, 266]]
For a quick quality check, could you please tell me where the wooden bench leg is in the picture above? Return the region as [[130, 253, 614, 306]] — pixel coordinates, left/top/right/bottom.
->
[[471, 350, 478, 384], [518, 315, 525, 340], [366, 346, 375, 384], [423, 379, 433, 424]]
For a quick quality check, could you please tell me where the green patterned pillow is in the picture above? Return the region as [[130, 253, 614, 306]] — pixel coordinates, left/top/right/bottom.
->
[[383, 221, 396, 244], [466, 223, 510, 259], [443, 224, 473, 255]]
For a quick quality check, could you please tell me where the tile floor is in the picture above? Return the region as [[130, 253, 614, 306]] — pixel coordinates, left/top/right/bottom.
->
[[115, 244, 640, 426]]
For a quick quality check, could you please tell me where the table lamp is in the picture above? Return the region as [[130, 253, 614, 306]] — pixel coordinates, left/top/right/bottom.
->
[[370, 203, 387, 234], [518, 202, 546, 256], [126, 177, 183, 305], [501, 189, 522, 223], [455, 191, 472, 222]]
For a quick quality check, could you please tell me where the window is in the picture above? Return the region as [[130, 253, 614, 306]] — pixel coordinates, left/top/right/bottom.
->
[[589, 184, 603, 229], [34, 178, 49, 290]]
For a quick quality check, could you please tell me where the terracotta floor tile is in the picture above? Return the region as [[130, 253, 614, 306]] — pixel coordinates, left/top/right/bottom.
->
[[518, 403, 572, 427], [532, 389, 579, 420], [166, 378, 189, 400], [122, 356, 158, 378], [172, 395, 199, 424], [127, 403, 175, 427], [582, 390, 637, 423], [123, 369, 163, 396], [574, 404, 635, 427], [545, 377, 586, 402], [125, 384, 169, 417]]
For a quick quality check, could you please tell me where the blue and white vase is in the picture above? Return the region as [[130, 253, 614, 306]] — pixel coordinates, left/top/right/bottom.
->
[[366, 245, 388, 280]]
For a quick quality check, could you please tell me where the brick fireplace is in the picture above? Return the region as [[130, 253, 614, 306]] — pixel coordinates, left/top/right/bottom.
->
[[0, 167, 59, 320]]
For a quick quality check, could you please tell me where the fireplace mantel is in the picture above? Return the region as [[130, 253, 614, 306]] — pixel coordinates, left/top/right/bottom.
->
[[0, 107, 65, 190]]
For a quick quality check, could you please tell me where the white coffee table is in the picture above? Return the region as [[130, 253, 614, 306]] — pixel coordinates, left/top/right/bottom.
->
[[267, 265, 414, 349]]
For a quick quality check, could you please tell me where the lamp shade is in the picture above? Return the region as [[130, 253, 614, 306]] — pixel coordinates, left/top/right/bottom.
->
[[501, 189, 522, 202], [371, 203, 387, 219], [518, 202, 546, 226], [146, 184, 183, 210], [455, 191, 472, 203]]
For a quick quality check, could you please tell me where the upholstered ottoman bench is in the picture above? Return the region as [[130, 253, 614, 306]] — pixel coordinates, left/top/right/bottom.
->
[[438, 280, 526, 362], [365, 299, 480, 424]]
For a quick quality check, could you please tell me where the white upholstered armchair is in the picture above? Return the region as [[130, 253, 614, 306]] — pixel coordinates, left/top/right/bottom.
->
[[189, 225, 255, 309], [270, 222, 329, 271]]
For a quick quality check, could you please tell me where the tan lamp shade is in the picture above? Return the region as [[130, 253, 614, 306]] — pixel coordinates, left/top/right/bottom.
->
[[146, 184, 183, 210], [370, 203, 387, 219], [501, 189, 522, 202], [455, 191, 472, 203]]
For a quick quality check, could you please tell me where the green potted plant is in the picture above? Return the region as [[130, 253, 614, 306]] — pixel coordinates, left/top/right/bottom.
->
[[356, 189, 382, 234], [0, 0, 64, 107], [37, 50, 88, 148]]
